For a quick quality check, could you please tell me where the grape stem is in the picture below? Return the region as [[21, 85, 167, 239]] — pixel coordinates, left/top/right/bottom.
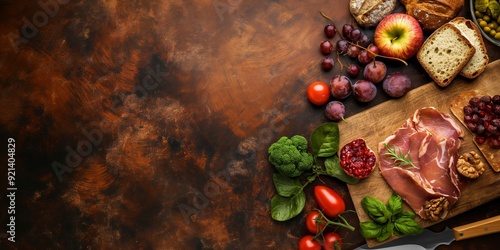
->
[[319, 11, 408, 66]]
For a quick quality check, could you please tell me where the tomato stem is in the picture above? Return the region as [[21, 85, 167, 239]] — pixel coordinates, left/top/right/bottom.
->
[[313, 210, 355, 240]]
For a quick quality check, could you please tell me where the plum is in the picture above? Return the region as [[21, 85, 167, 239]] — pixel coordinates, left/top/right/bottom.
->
[[363, 60, 386, 84], [353, 80, 377, 102], [325, 101, 345, 121], [382, 72, 411, 98], [330, 75, 352, 99]]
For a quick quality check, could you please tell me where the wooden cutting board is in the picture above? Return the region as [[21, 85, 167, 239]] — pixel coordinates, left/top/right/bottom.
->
[[339, 59, 500, 247]]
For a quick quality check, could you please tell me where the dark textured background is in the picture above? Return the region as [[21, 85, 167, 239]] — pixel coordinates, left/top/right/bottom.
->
[[0, 0, 499, 249]]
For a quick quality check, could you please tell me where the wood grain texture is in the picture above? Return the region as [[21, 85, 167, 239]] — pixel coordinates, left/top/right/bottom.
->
[[342, 60, 500, 247]]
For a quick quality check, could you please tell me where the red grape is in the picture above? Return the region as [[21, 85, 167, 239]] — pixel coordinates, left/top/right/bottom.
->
[[353, 80, 377, 102], [336, 40, 349, 54], [347, 64, 361, 77], [320, 40, 334, 55], [321, 57, 335, 71], [358, 50, 371, 64], [324, 24, 336, 38], [347, 45, 361, 58], [358, 34, 371, 47], [342, 24, 353, 38], [349, 29, 362, 42]]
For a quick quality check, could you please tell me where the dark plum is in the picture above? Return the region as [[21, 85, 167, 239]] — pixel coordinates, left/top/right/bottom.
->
[[330, 75, 352, 99], [325, 101, 346, 121], [353, 80, 377, 102], [382, 72, 411, 98]]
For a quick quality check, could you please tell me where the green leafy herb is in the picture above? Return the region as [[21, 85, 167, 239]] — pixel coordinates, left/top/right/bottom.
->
[[272, 173, 301, 197], [361, 196, 391, 224], [360, 221, 383, 238], [383, 143, 416, 169], [324, 156, 359, 185], [270, 190, 306, 221], [475, 0, 489, 12], [387, 192, 403, 215], [310, 122, 339, 157], [359, 193, 423, 242], [394, 217, 424, 236]]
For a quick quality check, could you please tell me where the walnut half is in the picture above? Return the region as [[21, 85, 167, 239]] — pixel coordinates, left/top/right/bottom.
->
[[424, 197, 449, 221], [457, 151, 485, 179]]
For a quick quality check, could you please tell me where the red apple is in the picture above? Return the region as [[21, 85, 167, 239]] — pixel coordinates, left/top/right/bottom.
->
[[374, 13, 424, 60]]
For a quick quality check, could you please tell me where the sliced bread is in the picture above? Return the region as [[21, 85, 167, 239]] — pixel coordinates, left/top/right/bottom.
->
[[417, 23, 476, 87], [449, 17, 489, 79]]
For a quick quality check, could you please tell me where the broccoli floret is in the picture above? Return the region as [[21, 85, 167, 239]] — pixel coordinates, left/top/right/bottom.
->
[[268, 135, 314, 177]]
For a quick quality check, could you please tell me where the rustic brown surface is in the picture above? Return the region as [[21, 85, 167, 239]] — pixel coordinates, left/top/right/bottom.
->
[[0, 0, 499, 249], [343, 60, 500, 247]]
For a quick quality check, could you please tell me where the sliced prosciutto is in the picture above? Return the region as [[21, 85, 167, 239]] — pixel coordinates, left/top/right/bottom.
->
[[378, 107, 464, 220]]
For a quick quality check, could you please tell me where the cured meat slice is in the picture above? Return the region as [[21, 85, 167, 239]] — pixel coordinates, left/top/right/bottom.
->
[[378, 107, 464, 220]]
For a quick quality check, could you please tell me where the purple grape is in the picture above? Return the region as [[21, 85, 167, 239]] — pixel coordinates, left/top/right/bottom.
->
[[320, 40, 333, 55], [358, 34, 371, 47], [324, 24, 336, 38], [363, 60, 387, 84], [346, 45, 361, 58], [342, 24, 354, 38], [347, 64, 361, 77], [349, 29, 362, 42], [321, 57, 335, 71], [336, 40, 349, 54]]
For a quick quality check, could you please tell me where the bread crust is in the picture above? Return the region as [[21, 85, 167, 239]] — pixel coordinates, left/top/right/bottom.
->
[[401, 0, 464, 31], [449, 17, 489, 79], [349, 0, 396, 27], [417, 24, 475, 87]]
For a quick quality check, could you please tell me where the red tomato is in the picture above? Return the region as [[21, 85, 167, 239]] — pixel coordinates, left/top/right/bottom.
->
[[323, 232, 343, 250], [305, 211, 327, 234], [298, 235, 321, 250], [313, 186, 345, 218], [307, 81, 330, 106]]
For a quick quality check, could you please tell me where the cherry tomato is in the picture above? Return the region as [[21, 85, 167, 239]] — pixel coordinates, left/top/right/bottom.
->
[[298, 235, 321, 250], [305, 211, 327, 234], [313, 185, 345, 218], [323, 232, 343, 250], [307, 81, 330, 106]]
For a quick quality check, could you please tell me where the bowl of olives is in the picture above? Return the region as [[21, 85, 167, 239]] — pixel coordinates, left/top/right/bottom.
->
[[471, 0, 500, 46]]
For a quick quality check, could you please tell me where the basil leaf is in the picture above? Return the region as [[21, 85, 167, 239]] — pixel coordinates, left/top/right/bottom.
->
[[387, 193, 403, 216], [270, 191, 306, 221], [272, 173, 301, 197], [394, 217, 423, 236], [324, 156, 359, 185], [397, 211, 416, 220], [359, 221, 383, 239], [361, 196, 392, 224], [376, 225, 392, 242], [310, 122, 339, 157]]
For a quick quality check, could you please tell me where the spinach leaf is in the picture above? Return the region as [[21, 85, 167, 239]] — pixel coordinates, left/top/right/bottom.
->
[[270, 190, 306, 221], [324, 156, 359, 184], [272, 173, 301, 197], [359, 221, 383, 239], [361, 196, 392, 224], [310, 122, 339, 157], [394, 217, 423, 236], [387, 192, 403, 216]]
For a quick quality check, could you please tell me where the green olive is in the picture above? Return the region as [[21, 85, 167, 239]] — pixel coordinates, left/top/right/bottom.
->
[[491, 30, 497, 36], [495, 33, 500, 40], [489, 23, 499, 30], [497, 26, 500, 32], [480, 20, 488, 27], [483, 15, 491, 22], [497, 16, 500, 24], [475, 11, 484, 18], [484, 26, 492, 33]]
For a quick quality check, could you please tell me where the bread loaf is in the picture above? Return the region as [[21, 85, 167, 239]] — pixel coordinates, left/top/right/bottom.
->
[[401, 0, 464, 31], [449, 17, 489, 79], [349, 0, 396, 27], [417, 23, 475, 87]]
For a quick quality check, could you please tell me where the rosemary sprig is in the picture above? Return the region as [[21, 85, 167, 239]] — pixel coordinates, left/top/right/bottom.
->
[[383, 143, 416, 169]]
